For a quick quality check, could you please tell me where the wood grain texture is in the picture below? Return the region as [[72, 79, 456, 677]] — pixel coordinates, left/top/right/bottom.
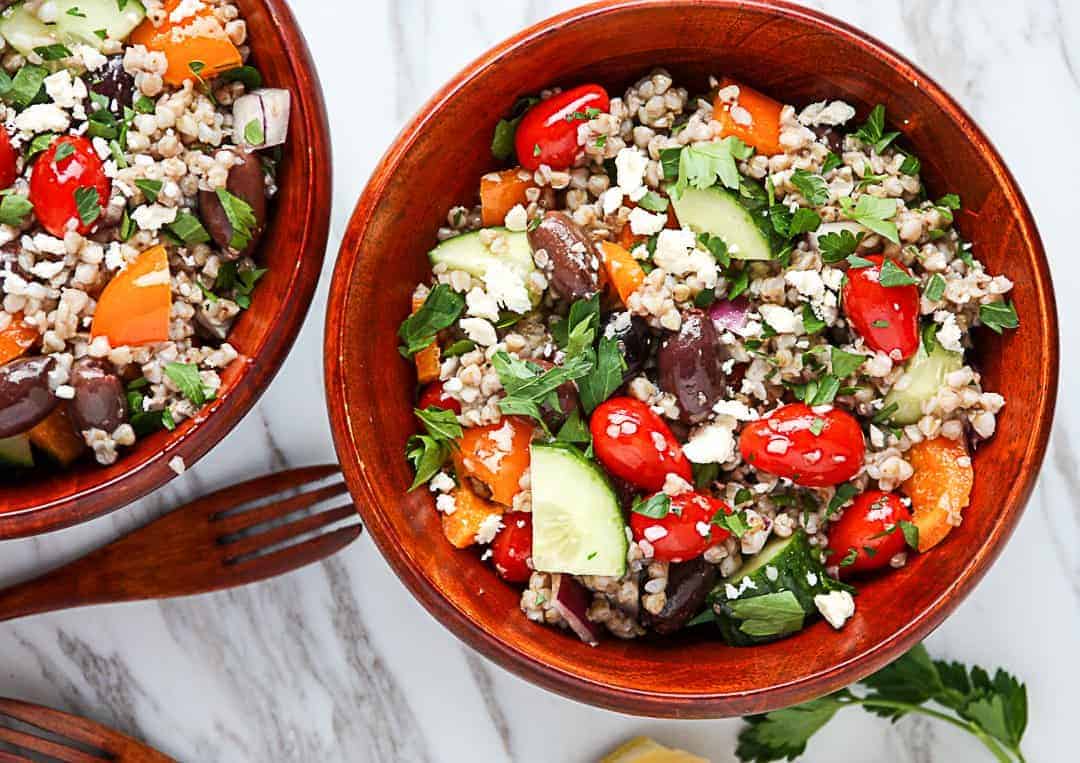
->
[[325, 0, 1058, 718], [0, 0, 333, 539], [0, 698, 174, 762]]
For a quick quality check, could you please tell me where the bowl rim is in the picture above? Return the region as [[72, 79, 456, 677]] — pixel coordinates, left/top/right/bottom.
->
[[325, 0, 1059, 716], [0, 0, 333, 539]]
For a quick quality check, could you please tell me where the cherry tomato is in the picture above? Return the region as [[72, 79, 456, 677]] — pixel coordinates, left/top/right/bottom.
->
[[515, 84, 609, 171], [591, 397, 693, 492], [0, 129, 17, 190], [417, 381, 462, 414], [30, 136, 110, 238], [739, 403, 865, 487], [491, 511, 532, 583], [630, 492, 730, 563], [825, 490, 913, 576], [842, 254, 920, 361]]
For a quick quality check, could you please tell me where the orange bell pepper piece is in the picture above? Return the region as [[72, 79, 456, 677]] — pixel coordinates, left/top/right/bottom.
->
[[29, 406, 85, 467], [455, 417, 534, 506], [130, 0, 243, 87], [713, 78, 783, 156], [902, 437, 974, 552], [441, 480, 504, 549], [598, 240, 646, 306], [411, 292, 441, 385], [480, 168, 536, 227], [0, 314, 38, 364], [91, 245, 172, 348]]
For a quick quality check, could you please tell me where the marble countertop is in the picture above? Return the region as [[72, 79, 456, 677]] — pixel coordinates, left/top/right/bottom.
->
[[2, 1, 1077, 761]]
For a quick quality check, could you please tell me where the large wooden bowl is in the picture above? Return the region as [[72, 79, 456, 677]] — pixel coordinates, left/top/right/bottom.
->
[[325, 0, 1058, 717], [0, 0, 332, 539]]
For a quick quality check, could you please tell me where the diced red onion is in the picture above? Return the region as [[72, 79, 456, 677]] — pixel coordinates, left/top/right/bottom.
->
[[551, 574, 601, 646], [233, 89, 291, 149], [708, 297, 750, 332]]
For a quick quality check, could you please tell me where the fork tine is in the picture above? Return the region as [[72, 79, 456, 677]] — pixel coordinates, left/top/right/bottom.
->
[[228, 523, 362, 578], [212, 480, 349, 535], [222, 504, 358, 560], [182, 464, 341, 518], [0, 726, 102, 762], [0, 753, 29, 762]]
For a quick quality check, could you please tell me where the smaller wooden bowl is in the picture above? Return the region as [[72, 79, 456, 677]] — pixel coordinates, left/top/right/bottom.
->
[[326, 0, 1058, 717], [0, 0, 332, 539]]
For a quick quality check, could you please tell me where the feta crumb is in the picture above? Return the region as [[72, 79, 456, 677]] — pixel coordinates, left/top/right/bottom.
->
[[935, 311, 964, 352], [643, 525, 668, 542], [484, 261, 532, 314], [628, 207, 667, 236], [168, 456, 186, 475], [429, 472, 456, 493], [682, 421, 735, 464], [503, 204, 528, 232], [465, 287, 500, 322], [475, 513, 504, 544], [814, 590, 856, 629], [459, 317, 498, 346], [758, 304, 802, 335], [435, 493, 457, 515], [614, 147, 647, 194], [798, 100, 857, 127], [15, 104, 70, 134], [131, 204, 179, 232]]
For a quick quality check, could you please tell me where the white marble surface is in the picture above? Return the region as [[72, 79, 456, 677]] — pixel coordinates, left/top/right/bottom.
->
[[1, 1, 1077, 761]]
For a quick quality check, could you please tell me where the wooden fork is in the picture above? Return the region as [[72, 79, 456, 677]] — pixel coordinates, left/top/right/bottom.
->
[[0, 697, 174, 762], [0, 465, 361, 622]]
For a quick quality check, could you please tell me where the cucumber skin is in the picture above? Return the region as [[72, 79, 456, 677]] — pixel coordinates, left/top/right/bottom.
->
[[0, 435, 34, 469], [707, 531, 853, 646], [427, 229, 535, 279], [670, 185, 775, 261]]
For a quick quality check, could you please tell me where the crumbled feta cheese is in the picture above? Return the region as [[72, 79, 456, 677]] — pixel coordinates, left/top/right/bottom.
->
[[484, 261, 532, 314], [628, 206, 667, 236], [652, 229, 718, 289], [758, 304, 802, 335], [459, 317, 498, 346], [764, 565, 779, 582], [682, 420, 736, 464], [798, 100, 857, 127], [503, 204, 528, 232], [435, 494, 457, 515], [785, 269, 825, 299], [30, 260, 65, 280], [429, 472, 456, 493], [600, 187, 623, 215], [712, 399, 759, 421], [643, 525, 668, 542], [15, 104, 70, 134], [170, 0, 205, 23], [465, 287, 500, 322], [661, 472, 692, 496], [475, 513, 504, 544], [935, 311, 964, 352], [44, 69, 87, 109], [614, 147, 647, 194], [168, 456, 186, 475], [131, 204, 179, 232], [814, 590, 856, 629]]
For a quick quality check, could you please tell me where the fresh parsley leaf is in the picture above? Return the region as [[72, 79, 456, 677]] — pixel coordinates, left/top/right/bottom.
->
[[899, 153, 921, 175], [712, 508, 749, 537], [924, 273, 946, 302], [821, 152, 843, 174], [74, 186, 101, 226], [168, 210, 211, 244], [34, 44, 72, 62], [133, 94, 156, 114], [214, 187, 257, 251], [827, 483, 859, 517], [698, 232, 730, 267], [490, 96, 539, 161], [847, 254, 874, 268], [53, 142, 76, 163], [25, 132, 55, 161], [5, 64, 48, 110], [817, 228, 865, 263], [830, 347, 864, 379], [406, 434, 451, 491], [693, 461, 720, 491], [631, 493, 671, 519], [685, 608, 718, 627], [637, 190, 669, 212], [937, 193, 961, 210], [398, 284, 464, 357], [737, 694, 847, 763], [790, 169, 829, 205], [164, 362, 210, 406], [878, 258, 918, 287], [555, 407, 591, 445], [727, 267, 750, 299], [492, 351, 593, 430], [552, 294, 600, 358], [839, 195, 900, 244], [771, 205, 821, 238], [871, 402, 899, 424], [135, 178, 163, 202], [413, 406, 463, 441], [727, 591, 805, 639], [852, 104, 900, 153], [801, 304, 825, 335], [979, 301, 1019, 334], [0, 193, 32, 226], [838, 547, 859, 567], [577, 335, 627, 413], [219, 65, 264, 90], [669, 137, 754, 199], [871, 319, 890, 328], [442, 339, 475, 358], [899, 520, 919, 550], [809, 375, 841, 405], [659, 146, 682, 180]]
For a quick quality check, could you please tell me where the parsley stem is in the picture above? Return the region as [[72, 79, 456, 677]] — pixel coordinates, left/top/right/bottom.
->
[[855, 699, 1017, 763]]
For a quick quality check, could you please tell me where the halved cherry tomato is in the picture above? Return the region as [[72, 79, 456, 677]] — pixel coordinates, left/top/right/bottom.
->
[[491, 511, 532, 583], [515, 84, 609, 171], [630, 492, 730, 563], [0, 129, 17, 190], [739, 403, 865, 487], [30, 136, 109, 238], [591, 397, 693, 492], [825, 490, 913, 576], [842, 254, 920, 361], [417, 381, 461, 414]]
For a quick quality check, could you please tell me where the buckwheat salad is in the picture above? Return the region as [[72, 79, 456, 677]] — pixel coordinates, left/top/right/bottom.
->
[[0, 0, 290, 476], [401, 70, 1020, 646]]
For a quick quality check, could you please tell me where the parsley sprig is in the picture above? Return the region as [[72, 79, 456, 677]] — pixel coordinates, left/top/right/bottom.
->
[[852, 104, 901, 154], [737, 643, 1029, 762], [667, 137, 754, 199], [406, 406, 462, 491]]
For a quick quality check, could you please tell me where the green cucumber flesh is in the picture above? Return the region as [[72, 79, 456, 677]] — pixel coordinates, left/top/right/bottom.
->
[[0, 4, 58, 55], [707, 530, 851, 646], [530, 442, 627, 577], [883, 339, 964, 425], [428, 228, 536, 287], [0, 434, 34, 468], [670, 186, 773, 261], [54, 0, 147, 48]]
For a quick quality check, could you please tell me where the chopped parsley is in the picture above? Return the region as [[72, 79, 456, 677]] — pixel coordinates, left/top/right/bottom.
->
[[397, 284, 464, 357], [631, 493, 672, 519], [852, 104, 900, 153], [839, 195, 900, 244], [74, 186, 101, 227], [979, 300, 1019, 334], [878, 258, 918, 287]]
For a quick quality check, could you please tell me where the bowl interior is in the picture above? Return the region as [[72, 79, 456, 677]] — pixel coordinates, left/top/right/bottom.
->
[[326, 0, 1057, 717], [0, 0, 331, 537]]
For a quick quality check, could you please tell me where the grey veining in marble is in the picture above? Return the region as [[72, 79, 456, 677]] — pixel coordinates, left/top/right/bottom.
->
[[1, 1, 1077, 761]]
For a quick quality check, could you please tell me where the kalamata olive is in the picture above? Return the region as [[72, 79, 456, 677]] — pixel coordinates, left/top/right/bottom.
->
[[812, 125, 844, 153], [69, 358, 126, 434], [527, 211, 599, 301], [644, 558, 717, 635], [601, 312, 657, 382], [200, 151, 268, 257], [0, 356, 59, 438], [657, 309, 730, 424], [84, 56, 135, 115], [533, 358, 580, 430]]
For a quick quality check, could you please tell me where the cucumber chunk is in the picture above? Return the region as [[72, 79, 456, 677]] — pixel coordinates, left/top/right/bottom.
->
[[707, 530, 851, 646], [55, 0, 147, 48], [530, 442, 627, 577], [428, 228, 536, 285], [670, 186, 774, 261], [883, 338, 964, 425], [0, 4, 57, 56], [0, 435, 34, 469]]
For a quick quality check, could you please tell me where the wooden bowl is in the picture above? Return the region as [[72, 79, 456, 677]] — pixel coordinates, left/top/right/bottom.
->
[[325, 0, 1058, 717], [0, 0, 332, 539]]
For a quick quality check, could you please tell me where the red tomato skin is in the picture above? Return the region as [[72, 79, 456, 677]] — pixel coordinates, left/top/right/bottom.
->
[[417, 381, 462, 414], [842, 254, 920, 361], [515, 84, 610, 171], [0, 129, 17, 189], [30, 136, 110, 238], [825, 490, 913, 576], [630, 492, 730, 563], [591, 397, 693, 492], [739, 403, 865, 487], [491, 511, 532, 583]]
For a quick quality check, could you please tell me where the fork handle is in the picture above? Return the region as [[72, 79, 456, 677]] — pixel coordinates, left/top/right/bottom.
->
[[0, 547, 143, 622]]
